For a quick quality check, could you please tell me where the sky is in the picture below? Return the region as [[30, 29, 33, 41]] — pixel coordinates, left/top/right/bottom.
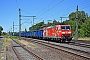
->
[[0, 0, 90, 32]]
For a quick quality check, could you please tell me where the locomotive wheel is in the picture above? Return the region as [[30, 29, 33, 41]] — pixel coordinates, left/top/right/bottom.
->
[[58, 39, 61, 43], [62, 39, 65, 43]]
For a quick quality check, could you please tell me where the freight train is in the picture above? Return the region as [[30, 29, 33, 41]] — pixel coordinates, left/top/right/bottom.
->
[[14, 23, 73, 42]]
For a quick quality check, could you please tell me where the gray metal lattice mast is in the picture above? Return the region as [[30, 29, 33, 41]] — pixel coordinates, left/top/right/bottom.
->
[[76, 5, 78, 40], [19, 8, 21, 39]]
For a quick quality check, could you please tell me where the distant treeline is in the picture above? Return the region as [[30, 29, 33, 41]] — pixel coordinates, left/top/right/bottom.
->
[[28, 11, 90, 38]]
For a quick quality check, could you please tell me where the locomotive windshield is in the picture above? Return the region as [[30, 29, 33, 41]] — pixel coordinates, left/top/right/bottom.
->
[[61, 26, 70, 30]]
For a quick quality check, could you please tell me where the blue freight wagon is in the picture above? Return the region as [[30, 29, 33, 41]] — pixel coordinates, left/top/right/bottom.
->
[[37, 30, 43, 39], [21, 32, 25, 37], [26, 32, 31, 37], [35, 30, 38, 38], [21, 32, 23, 37], [14, 32, 18, 36], [33, 31, 37, 38]]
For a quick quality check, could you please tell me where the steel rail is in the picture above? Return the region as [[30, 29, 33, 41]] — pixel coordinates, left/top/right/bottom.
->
[[68, 42, 90, 48], [24, 38, 90, 60], [12, 39, 43, 60], [12, 46, 22, 60]]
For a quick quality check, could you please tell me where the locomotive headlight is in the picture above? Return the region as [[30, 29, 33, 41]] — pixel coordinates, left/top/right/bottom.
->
[[68, 32, 71, 34], [59, 31, 61, 32], [62, 32, 65, 34]]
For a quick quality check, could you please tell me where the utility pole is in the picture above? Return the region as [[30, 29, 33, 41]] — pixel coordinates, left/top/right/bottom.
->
[[19, 8, 21, 39], [13, 22, 14, 36], [60, 17, 68, 23], [75, 5, 78, 40]]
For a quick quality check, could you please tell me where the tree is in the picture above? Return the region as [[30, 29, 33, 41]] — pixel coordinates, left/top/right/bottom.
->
[[0, 26, 3, 35], [69, 11, 87, 23], [52, 19, 59, 25], [83, 18, 90, 37], [29, 21, 44, 31], [2, 32, 7, 36], [69, 12, 76, 20], [65, 10, 90, 37]]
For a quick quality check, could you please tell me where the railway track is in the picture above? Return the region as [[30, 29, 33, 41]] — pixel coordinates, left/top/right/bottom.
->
[[10, 38, 43, 60], [23, 38, 90, 60], [68, 41, 90, 48]]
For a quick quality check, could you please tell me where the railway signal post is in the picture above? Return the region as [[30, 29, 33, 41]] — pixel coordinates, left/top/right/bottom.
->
[[75, 5, 78, 40]]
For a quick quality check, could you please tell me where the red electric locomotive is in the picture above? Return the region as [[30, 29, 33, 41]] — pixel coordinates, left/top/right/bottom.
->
[[43, 24, 73, 42]]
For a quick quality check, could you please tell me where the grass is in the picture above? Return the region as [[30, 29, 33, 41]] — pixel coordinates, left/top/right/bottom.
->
[[78, 37, 90, 41], [73, 37, 90, 41], [0, 37, 11, 60], [0, 36, 19, 60], [4, 35, 8, 38], [19, 40, 39, 49], [2, 38, 11, 50], [6, 51, 13, 60], [10, 36, 19, 40]]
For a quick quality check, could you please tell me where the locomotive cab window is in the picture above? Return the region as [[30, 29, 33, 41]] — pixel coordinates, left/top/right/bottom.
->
[[66, 26, 70, 30], [61, 26, 70, 30], [61, 26, 65, 30]]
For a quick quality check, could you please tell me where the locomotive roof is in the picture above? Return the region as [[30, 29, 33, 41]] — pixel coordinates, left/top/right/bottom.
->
[[43, 23, 70, 29], [56, 23, 69, 25], [47, 26, 55, 28]]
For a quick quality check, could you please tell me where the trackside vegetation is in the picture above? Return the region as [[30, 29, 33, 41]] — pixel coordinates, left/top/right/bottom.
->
[[10, 36, 19, 40], [0, 26, 3, 35]]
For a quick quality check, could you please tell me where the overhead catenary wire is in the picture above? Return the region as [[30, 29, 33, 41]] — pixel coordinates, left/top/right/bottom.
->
[[35, 0, 64, 24], [49, 0, 90, 22], [21, 21, 32, 31], [80, 5, 90, 10], [15, 0, 90, 28], [21, 19, 29, 25], [17, 0, 56, 23], [45, 0, 86, 20], [15, 0, 32, 15], [78, 0, 90, 7], [37, 0, 64, 18], [21, 9, 32, 15], [36, 0, 56, 16], [37, 0, 89, 25]]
